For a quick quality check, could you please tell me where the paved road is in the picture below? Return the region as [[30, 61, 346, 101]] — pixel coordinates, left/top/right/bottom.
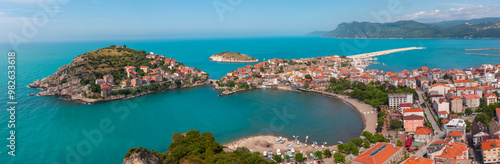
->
[[413, 90, 446, 157]]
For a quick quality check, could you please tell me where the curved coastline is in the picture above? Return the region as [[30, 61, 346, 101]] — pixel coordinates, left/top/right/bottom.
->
[[222, 87, 377, 152]]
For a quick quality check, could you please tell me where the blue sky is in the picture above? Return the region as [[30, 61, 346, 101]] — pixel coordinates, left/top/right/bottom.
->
[[0, 0, 499, 42]]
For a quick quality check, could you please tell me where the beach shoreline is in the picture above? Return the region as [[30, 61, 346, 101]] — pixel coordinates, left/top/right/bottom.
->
[[223, 88, 377, 153]]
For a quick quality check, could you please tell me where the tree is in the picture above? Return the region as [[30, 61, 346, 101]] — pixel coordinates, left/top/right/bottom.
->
[[337, 144, 345, 153], [363, 140, 370, 148], [295, 153, 304, 162], [465, 108, 473, 115], [351, 146, 359, 155], [175, 79, 182, 88], [378, 117, 385, 127], [397, 140, 403, 147], [334, 152, 345, 163], [352, 138, 363, 147], [304, 82, 310, 89], [90, 84, 101, 93], [390, 119, 404, 129], [465, 120, 472, 132], [305, 74, 312, 80], [323, 149, 331, 157], [314, 151, 323, 159], [273, 155, 282, 162]]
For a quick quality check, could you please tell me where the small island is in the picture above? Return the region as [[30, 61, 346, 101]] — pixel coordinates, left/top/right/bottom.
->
[[28, 45, 209, 104], [209, 51, 259, 63]]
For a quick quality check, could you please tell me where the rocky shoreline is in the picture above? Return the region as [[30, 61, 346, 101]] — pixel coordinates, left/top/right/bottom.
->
[[30, 79, 212, 104], [208, 51, 259, 63], [209, 56, 259, 63]]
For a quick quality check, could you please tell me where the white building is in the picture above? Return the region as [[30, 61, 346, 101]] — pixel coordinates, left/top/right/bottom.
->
[[433, 98, 450, 118], [444, 119, 466, 139], [388, 93, 413, 109]]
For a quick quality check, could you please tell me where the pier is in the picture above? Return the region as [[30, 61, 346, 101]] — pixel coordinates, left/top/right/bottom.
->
[[347, 47, 425, 59], [465, 48, 500, 51], [466, 53, 500, 56]]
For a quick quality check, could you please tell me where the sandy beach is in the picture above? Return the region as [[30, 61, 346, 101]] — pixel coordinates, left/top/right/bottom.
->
[[331, 93, 377, 133], [225, 135, 337, 155]]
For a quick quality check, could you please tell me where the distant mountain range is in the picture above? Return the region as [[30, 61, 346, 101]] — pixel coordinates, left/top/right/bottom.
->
[[316, 17, 500, 39]]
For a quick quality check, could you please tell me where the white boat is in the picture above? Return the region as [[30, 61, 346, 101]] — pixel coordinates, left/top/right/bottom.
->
[[296, 140, 300, 145]]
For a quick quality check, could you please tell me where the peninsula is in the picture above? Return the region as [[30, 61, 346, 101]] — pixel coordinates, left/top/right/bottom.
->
[[321, 18, 500, 39], [28, 45, 209, 104], [209, 51, 259, 63]]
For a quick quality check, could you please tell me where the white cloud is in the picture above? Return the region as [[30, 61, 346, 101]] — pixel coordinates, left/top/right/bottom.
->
[[398, 5, 500, 22]]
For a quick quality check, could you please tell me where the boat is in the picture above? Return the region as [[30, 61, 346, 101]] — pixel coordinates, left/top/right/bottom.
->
[[338, 141, 343, 144], [383, 63, 386, 66], [28, 93, 35, 96], [296, 140, 300, 145]]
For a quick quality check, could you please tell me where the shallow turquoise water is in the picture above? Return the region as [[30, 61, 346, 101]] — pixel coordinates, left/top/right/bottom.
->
[[1, 37, 500, 163]]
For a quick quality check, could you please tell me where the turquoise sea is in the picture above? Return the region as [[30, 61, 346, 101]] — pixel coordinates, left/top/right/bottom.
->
[[1, 37, 500, 163]]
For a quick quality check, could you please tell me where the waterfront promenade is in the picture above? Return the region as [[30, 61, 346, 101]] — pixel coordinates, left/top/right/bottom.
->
[[347, 47, 424, 59]]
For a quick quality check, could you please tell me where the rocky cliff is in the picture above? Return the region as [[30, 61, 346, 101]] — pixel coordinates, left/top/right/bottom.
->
[[123, 148, 161, 164], [28, 55, 89, 98]]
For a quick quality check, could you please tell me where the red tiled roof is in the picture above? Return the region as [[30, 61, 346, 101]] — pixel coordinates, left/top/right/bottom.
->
[[463, 94, 480, 99], [403, 156, 434, 164], [403, 108, 423, 113], [436, 142, 468, 159], [482, 139, 500, 151], [415, 127, 433, 135], [353, 143, 402, 164], [439, 111, 449, 115], [448, 131, 462, 137], [485, 93, 497, 98]]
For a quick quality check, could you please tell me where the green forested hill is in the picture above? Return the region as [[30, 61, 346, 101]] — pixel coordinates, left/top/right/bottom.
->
[[321, 19, 500, 39]]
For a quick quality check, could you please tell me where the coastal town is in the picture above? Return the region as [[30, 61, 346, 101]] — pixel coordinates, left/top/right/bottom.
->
[[28, 45, 209, 103], [217, 50, 500, 164]]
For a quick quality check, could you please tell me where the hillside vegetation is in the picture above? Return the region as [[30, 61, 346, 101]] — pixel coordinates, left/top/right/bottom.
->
[[322, 20, 500, 39], [124, 130, 271, 164]]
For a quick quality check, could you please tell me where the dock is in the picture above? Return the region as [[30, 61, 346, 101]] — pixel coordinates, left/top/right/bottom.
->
[[347, 47, 425, 59], [465, 48, 500, 51], [465, 53, 500, 56]]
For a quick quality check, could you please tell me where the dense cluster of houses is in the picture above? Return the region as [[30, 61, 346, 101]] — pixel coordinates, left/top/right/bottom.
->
[[219, 55, 347, 89], [217, 55, 500, 163], [94, 52, 207, 97]]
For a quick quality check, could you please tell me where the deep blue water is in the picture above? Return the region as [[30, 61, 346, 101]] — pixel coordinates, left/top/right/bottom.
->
[[0, 37, 500, 164]]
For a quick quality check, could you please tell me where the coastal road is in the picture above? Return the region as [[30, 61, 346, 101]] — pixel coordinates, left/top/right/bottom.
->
[[413, 90, 445, 157]]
